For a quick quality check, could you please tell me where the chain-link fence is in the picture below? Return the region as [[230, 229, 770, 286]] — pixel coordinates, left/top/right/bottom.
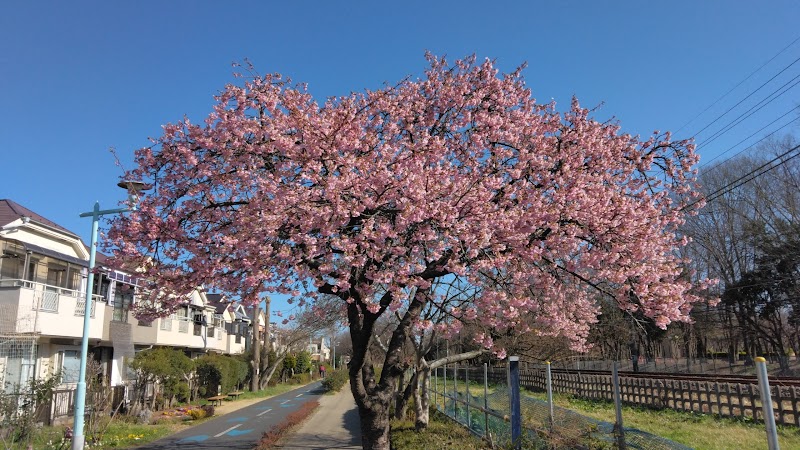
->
[[432, 364, 693, 449]]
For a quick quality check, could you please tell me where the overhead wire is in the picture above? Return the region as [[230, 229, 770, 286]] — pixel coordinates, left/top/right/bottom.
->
[[689, 54, 800, 139], [699, 105, 800, 170], [695, 72, 800, 150], [677, 36, 800, 303], [701, 143, 800, 206], [674, 34, 800, 135], [679, 37, 800, 204]]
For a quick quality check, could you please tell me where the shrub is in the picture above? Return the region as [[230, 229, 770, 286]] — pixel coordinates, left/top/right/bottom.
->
[[0, 370, 61, 446], [135, 409, 153, 425], [321, 368, 348, 393], [295, 351, 312, 374], [196, 354, 249, 395], [201, 404, 215, 417], [187, 408, 207, 420]]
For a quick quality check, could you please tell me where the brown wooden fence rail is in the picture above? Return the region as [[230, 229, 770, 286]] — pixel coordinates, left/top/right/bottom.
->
[[478, 367, 800, 427]]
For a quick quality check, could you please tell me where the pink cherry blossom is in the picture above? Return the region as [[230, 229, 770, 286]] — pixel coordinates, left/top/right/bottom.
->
[[106, 54, 712, 449]]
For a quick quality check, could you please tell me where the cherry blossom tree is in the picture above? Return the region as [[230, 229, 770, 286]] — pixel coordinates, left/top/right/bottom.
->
[[108, 54, 710, 449]]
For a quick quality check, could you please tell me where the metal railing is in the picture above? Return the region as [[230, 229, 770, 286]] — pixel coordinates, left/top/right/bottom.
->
[[74, 296, 99, 318], [432, 363, 693, 450], [112, 306, 128, 323], [0, 278, 97, 316], [160, 316, 173, 331], [178, 317, 189, 333]]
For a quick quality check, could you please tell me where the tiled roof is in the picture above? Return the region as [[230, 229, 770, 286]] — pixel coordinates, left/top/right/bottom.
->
[[0, 199, 79, 238], [206, 293, 230, 314], [0, 199, 113, 264]]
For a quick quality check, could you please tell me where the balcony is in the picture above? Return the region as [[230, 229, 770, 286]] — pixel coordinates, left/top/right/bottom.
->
[[0, 279, 105, 339]]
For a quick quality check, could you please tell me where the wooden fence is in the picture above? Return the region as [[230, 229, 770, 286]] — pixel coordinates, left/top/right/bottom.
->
[[477, 367, 800, 427]]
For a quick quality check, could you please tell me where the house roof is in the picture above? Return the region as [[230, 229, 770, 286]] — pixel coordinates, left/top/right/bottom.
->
[[0, 199, 120, 268], [206, 293, 231, 314], [0, 199, 80, 238]]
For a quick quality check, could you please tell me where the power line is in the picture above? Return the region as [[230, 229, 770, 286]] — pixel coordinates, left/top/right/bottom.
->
[[676, 34, 800, 135], [696, 72, 800, 150], [690, 55, 800, 140], [699, 104, 800, 170], [701, 143, 800, 206]]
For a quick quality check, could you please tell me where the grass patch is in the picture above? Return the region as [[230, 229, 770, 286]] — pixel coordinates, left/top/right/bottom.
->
[[256, 400, 319, 449], [391, 409, 491, 449], [31, 421, 187, 449], [526, 391, 800, 450]]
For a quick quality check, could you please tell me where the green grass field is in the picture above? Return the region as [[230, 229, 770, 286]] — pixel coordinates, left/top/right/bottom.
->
[[527, 391, 800, 450]]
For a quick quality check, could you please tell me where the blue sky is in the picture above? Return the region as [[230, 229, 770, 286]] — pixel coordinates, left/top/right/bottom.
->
[[2, 1, 799, 317]]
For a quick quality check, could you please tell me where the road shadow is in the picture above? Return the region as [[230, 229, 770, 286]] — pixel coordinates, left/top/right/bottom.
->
[[134, 440, 256, 450], [341, 406, 362, 446]]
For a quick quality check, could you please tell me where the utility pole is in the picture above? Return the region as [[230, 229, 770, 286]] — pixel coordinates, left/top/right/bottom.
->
[[250, 302, 261, 391], [264, 296, 271, 364]]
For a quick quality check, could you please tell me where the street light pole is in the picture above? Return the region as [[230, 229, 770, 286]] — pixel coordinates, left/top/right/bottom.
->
[[73, 182, 147, 450]]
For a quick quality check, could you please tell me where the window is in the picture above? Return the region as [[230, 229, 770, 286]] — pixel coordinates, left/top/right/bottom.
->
[[92, 275, 111, 299], [60, 350, 81, 383], [177, 307, 188, 333], [112, 285, 133, 322], [0, 253, 22, 279], [25, 259, 38, 282], [3, 349, 36, 394], [193, 312, 204, 336], [46, 264, 66, 287], [66, 266, 81, 291]]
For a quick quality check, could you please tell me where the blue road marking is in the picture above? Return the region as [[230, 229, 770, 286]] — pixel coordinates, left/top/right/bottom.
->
[[178, 435, 209, 443], [227, 416, 248, 423], [227, 428, 254, 436]]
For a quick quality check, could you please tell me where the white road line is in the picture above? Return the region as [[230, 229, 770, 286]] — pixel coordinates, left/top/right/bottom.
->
[[214, 424, 241, 437], [281, 400, 290, 404], [257, 408, 273, 417], [296, 393, 303, 397]]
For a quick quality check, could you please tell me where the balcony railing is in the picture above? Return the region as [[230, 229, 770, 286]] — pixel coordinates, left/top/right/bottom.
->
[[160, 316, 173, 331], [75, 296, 99, 318], [0, 279, 87, 314], [178, 318, 189, 333], [112, 307, 128, 323]]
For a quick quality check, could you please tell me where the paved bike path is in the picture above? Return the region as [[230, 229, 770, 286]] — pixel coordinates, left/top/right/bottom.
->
[[134, 382, 325, 450]]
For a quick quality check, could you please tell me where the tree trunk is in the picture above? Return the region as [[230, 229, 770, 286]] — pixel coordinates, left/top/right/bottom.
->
[[357, 397, 392, 450], [413, 368, 430, 430], [394, 371, 417, 420], [345, 288, 431, 450], [259, 352, 287, 390]]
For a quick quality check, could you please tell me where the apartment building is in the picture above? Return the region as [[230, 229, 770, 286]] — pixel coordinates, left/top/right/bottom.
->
[[0, 199, 252, 394], [306, 337, 331, 362]]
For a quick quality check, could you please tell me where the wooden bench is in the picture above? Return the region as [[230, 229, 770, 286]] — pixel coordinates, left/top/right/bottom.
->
[[207, 395, 227, 406], [227, 391, 244, 400]]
